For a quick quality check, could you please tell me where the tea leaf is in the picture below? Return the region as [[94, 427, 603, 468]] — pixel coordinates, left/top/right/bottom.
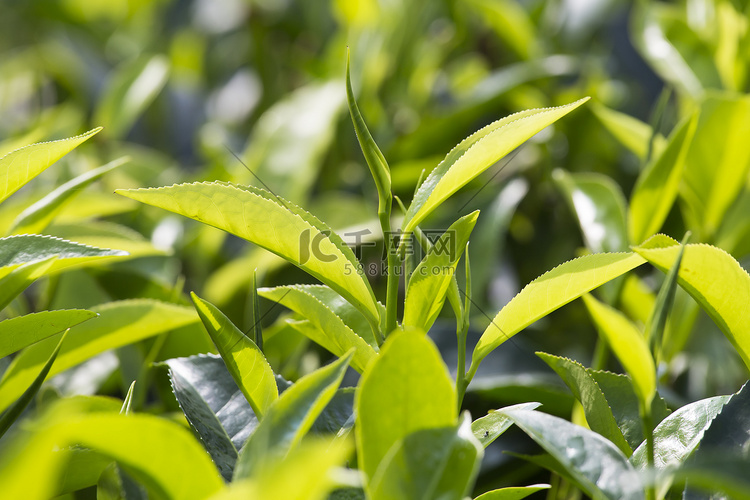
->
[[356, 329, 456, 485], [191, 293, 277, 417], [582, 294, 656, 408], [471, 402, 541, 448], [633, 235, 750, 370], [402, 98, 589, 233], [0, 127, 101, 204], [0, 234, 128, 280], [233, 351, 352, 480], [590, 102, 665, 161], [0, 299, 200, 413], [630, 395, 731, 469], [0, 309, 95, 358], [472, 252, 645, 369], [116, 182, 380, 328], [259, 285, 377, 372], [0, 256, 57, 311], [629, 113, 697, 245], [499, 408, 644, 500], [537, 352, 632, 456], [10, 157, 128, 235], [369, 413, 482, 500], [403, 211, 478, 332], [474, 485, 550, 500]]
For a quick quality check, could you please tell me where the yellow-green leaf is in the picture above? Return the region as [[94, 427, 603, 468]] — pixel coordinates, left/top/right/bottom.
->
[[0, 127, 101, 204], [191, 292, 277, 418], [590, 102, 665, 161], [582, 294, 656, 407], [472, 252, 646, 370], [402, 98, 589, 233], [116, 182, 380, 328], [0, 309, 96, 359]]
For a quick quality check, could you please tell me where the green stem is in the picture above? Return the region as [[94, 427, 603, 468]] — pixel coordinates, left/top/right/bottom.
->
[[456, 324, 468, 410], [381, 211, 399, 337], [642, 407, 656, 500]]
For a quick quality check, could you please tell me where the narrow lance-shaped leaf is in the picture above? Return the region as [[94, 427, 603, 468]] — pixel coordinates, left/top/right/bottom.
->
[[346, 50, 391, 216], [0, 256, 57, 311], [499, 408, 645, 500], [403, 98, 589, 233], [116, 182, 380, 329], [356, 329, 456, 485], [258, 285, 377, 373], [191, 293, 277, 418], [633, 234, 750, 370], [233, 351, 353, 480], [471, 252, 646, 374], [645, 232, 689, 358], [0, 127, 101, 204], [582, 294, 656, 408], [0, 331, 67, 439], [120, 382, 135, 415], [589, 102, 665, 161], [628, 112, 697, 245], [474, 485, 550, 500], [403, 211, 478, 332], [537, 352, 632, 456], [0, 309, 96, 359], [0, 299, 200, 413], [10, 157, 129, 235]]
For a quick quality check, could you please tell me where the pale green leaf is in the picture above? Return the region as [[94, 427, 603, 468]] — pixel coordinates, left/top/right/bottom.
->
[[356, 329, 456, 485], [10, 157, 128, 235], [471, 402, 540, 448], [465, 0, 538, 59], [0, 309, 96, 359], [0, 234, 128, 280], [191, 293, 277, 418], [403, 211, 478, 332], [46, 221, 166, 259], [402, 98, 589, 233], [0, 299, 200, 413], [369, 413, 482, 500], [258, 285, 377, 373], [582, 294, 656, 408], [0, 127, 101, 204], [116, 182, 380, 328], [472, 252, 645, 369], [633, 235, 750, 370], [537, 352, 632, 455], [474, 485, 550, 500], [629, 113, 697, 245], [0, 256, 57, 310], [233, 352, 353, 480], [499, 408, 644, 500], [94, 55, 170, 138], [590, 102, 665, 161]]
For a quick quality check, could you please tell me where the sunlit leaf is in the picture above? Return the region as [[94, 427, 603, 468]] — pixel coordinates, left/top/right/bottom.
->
[[629, 113, 697, 245], [0, 256, 57, 311], [465, 0, 537, 59], [116, 182, 380, 328], [9, 157, 128, 235], [0, 299, 200, 413], [499, 408, 644, 500], [191, 293, 277, 417], [233, 351, 352, 480], [0, 127, 101, 204], [402, 98, 589, 233], [356, 329, 456, 485], [474, 484, 550, 500], [590, 102, 665, 161], [258, 285, 377, 373], [537, 353, 631, 455], [0, 309, 95, 359], [403, 211, 477, 331], [633, 235, 750, 370], [472, 252, 645, 370], [582, 294, 656, 408]]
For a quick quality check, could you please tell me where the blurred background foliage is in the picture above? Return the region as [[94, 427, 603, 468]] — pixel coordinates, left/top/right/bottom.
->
[[2, 0, 750, 496]]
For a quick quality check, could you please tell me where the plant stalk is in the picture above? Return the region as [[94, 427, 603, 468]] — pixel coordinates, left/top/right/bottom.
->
[[642, 406, 656, 500], [456, 324, 468, 409], [381, 210, 399, 337]]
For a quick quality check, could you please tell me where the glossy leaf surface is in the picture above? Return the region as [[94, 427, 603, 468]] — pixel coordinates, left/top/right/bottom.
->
[[402, 98, 589, 233], [0, 127, 101, 204], [471, 402, 540, 448], [356, 329, 456, 484], [191, 293, 277, 417], [474, 485, 550, 500], [0, 309, 95, 358], [473, 252, 645, 367], [117, 182, 380, 326]]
